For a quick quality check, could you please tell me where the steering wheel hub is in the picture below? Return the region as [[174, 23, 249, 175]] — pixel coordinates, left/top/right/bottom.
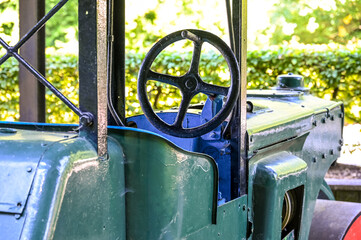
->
[[185, 76, 198, 91]]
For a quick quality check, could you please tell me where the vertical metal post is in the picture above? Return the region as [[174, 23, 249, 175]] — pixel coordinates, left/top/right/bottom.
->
[[78, 0, 108, 157], [108, 0, 126, 125], [230, 0, 247, 198], [19, 0, 45, 122]]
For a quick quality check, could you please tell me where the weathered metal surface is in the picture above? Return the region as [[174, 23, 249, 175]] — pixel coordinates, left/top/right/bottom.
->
[[0, 127, 126, 239], [78, 0, 108, 157], [110, 127, 218, 238], [309, 200, 361, 240], [186, 196, 248, 239], [246, 90, 343, 239], [251, 147, 308, 239], [110, 127, 248, 239], [0, 128, 71, 215]]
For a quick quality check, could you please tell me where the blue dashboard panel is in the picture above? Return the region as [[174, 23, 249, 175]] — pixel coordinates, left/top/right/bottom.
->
[[127, 112, 202, 152]]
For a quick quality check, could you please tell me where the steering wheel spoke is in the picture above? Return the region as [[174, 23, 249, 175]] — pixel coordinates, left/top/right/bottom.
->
[[147, 70, 181, 88], [199, 81, 229, 96], [189, 41, 203, 74], [173, 92, 194, 128]]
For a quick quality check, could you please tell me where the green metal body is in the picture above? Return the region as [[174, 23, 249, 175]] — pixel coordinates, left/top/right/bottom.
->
[[247, 90, 343, 239], [0, 89, 343, 239]]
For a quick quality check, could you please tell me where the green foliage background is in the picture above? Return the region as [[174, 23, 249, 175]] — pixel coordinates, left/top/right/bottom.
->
[[265, 0, 361, 46], [0, 48, 360, 123]]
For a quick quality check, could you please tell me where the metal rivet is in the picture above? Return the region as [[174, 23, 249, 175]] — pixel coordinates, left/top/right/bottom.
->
[[338, 113, 344, 118], [321, 118, 326, 123], [312, 157, 317, 163], [330, 115, 335, 121], [15, 214, 21, 220], [27, 167, 32, 173], [242, 205, 246, 211], [330, 149, 334, 155], [301, 105, 305, 108], [313, 120, 317, 126], [250, 136, 253, 142], [322, 153, 327, 159], [338, 146, 342, 151], [339, 139, 344, 145]]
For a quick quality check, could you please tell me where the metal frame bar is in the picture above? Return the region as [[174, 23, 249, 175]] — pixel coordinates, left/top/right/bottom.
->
[[107, 0, 126, 126], [78, 0, 108, 157], [18, 0, 46, 122], [230, 0, 248, 198]]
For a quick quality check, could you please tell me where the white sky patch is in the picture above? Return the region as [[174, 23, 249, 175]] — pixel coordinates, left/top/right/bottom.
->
[[308, 0, 336, 11], [307, 17, 319, 33], [283, 22, 297, 35], [299, 7, 312, 16]]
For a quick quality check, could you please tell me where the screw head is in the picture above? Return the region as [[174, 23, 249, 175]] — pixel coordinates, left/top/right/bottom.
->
[[79, 113, 94, 127]]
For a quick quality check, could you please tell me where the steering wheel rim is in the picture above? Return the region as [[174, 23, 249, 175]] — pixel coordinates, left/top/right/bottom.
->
[[137, 29, 240, 138]]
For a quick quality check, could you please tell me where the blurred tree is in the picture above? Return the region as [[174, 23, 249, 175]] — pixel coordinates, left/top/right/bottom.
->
[[45, 0, 78, 48], [0, 0, 16, 38], [264, 0, 361, 45]]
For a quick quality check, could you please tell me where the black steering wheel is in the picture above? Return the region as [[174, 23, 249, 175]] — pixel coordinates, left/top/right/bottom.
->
[[137, 29, 240, 138]]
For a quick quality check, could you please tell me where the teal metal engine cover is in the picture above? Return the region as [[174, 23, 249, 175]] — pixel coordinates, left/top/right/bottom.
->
[[0, 126, 126, 240]]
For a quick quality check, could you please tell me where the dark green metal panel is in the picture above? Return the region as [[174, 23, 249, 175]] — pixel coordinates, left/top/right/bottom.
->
[[186, 196, 248, 239], [52, 136, 125, 240], [252, 150, 307, 239], [110, 127, 249, 239], [110, 128, 219, 239]]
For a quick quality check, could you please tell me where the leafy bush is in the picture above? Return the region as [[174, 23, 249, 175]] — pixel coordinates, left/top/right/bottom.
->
[[0, 48, 360, 123]]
